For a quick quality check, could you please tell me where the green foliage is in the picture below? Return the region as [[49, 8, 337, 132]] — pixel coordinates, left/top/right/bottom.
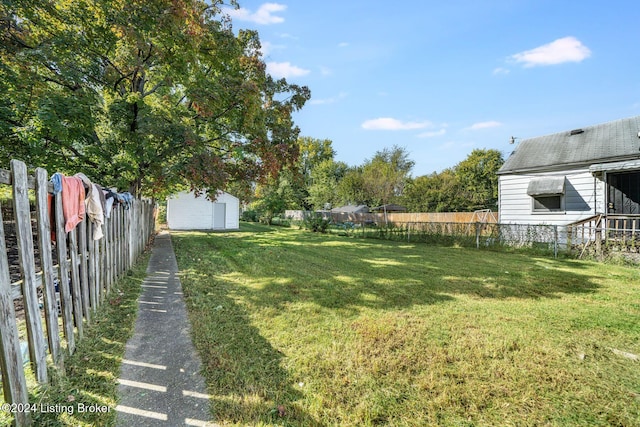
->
[[401, 149, 504, 212], [270, 216, 291, 227], [251, 170, 299, 222], [241, 209, 259, 222], [455, 148, 504, 210], [402, 169, 466, 212], [298, 137, 335, 174], [0, 0, 310, 197], [337, 166, 368, 205], [250, 137, 338, 211], [302, 213, 330, 233], [306, 158, 348, 210], [361, 145, 414, 207]]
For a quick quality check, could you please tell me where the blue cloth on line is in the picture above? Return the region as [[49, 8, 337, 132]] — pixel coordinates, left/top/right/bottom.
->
[[50, 172, 63, 195]]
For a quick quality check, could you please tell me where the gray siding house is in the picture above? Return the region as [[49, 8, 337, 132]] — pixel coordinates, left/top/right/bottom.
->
[[498, 115, 640, 227]]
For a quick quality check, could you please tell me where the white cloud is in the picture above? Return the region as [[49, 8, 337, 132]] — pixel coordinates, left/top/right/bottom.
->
[[260, 41, 273, 56], [338, 42, 349, 48], [362, 117, 431, 131], [259, 41, 286, 57], [470, 121, 503, 130], [226, 3, 286, 25], [309, 92, 348, 105], [511, 36, 591, 67], [417, 129, 447, 138], [266, 61, 310, 78], [493, 67, 510, 75]]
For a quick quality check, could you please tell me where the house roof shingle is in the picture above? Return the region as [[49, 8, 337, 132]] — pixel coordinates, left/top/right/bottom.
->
[[498, 115, 640, 174]]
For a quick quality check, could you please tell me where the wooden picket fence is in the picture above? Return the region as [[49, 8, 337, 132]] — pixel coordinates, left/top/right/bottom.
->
[[0, 159, 155, 426], [284, 210, 498, 225]]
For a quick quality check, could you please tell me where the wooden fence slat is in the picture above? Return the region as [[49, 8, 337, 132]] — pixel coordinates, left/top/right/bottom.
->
[[68, 228, 84, 339], [35, 168, 61, 364], [98, 225, 105, 296], [78, 220, 90, 324], [55, 191, 76, 354], [0, 208, 31, 426], [11, 159, 48, 384], [100, 218, 113, 296], [87, 220, 98, 314], [126, 208, 131, 270], [115, 208, 121, 283]]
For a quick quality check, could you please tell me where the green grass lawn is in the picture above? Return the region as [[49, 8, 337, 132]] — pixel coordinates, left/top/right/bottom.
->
[[172, 223, 640, 427]]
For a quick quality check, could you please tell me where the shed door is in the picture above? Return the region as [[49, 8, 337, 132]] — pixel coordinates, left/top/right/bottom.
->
[[213, 203, 226, 229], [607, 171, 640, 214]]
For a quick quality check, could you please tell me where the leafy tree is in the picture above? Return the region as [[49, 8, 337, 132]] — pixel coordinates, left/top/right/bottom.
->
[[455, 148, 504, 210], [252, 137, 336, 211], [403, 174, 441, 212], [284, 137, 336, 209], [401, 149, 503, 212], [337, 166, 368, 206], [252, 170, 298, 222], [361, 145, 414, 207], [306, 158, 348, 210], [297, 137, 336, 184], [0, 0, 310, 198]]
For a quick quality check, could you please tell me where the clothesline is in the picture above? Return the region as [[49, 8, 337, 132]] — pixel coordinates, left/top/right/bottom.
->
[[50, 172, 134, 241]]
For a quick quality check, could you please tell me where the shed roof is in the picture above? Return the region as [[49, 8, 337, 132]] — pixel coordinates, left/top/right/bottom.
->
[[498, 115, 640, 174], [331, 204, 369, 213]]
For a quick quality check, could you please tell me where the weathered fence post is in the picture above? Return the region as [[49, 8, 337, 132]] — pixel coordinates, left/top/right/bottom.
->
[[35, 167, 61, 365], [55, 190, 76, 354], [78, 220, 91, 324], [68, 228, 84, 339], [87, 221, 98, 314], [11, 159, 48, 384], [0, 207, 31, 426]]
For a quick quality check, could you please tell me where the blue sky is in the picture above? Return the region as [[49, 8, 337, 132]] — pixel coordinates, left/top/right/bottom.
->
[[223, 1, 640, 177]]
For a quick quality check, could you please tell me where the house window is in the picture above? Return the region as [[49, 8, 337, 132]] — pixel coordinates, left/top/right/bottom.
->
[[532, 195, 563, 212], [527, 176, 566, 213]]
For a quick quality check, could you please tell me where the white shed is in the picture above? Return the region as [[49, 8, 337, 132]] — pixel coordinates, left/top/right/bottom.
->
[[166, 191, 240, 230]]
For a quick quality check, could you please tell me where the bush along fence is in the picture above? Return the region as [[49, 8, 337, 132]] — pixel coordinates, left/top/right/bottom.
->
[[0, 159, 155, 426]]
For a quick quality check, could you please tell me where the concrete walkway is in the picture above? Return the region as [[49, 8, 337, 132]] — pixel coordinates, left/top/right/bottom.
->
[[116, 232, 215, 426]]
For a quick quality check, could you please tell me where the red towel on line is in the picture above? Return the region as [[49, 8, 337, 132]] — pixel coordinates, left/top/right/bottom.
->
[[61, 175, 86, 232]]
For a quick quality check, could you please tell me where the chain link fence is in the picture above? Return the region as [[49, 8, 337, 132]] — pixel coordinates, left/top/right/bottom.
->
[[329, 221, 569, 257]]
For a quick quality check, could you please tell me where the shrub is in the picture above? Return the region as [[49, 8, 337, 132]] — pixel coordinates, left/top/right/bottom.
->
[[241, 210, 259, 222], [271, 217, 291, 227], [302, 213, 330, 233]]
